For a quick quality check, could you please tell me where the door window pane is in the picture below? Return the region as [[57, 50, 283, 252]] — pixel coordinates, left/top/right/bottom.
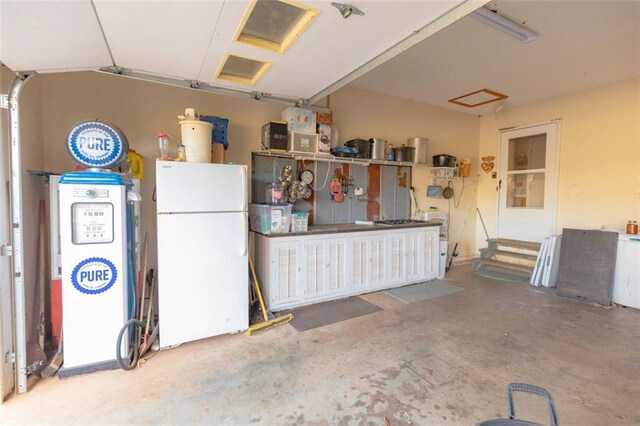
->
[[506, 173, 545, 208], [508, 133, 546, 171]]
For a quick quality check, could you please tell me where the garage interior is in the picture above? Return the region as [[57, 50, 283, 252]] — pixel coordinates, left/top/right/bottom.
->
[[0, 1, 639, 425]]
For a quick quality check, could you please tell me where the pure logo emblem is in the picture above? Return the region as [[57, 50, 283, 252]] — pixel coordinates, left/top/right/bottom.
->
[[78, 131, 113, 158], [71, 257, 118, 295], [67, 121, 128, 168]]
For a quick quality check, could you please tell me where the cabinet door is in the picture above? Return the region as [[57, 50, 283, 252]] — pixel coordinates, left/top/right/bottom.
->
[[351, 238, 370, 290], [421, 229, 439, 280], [406, 231, 423, 282], [328, 238, 348, 292], [613, 240, 640, 309], [272, 241, 301, 305], [304, 241, 326, 300], [388, 234, 406, 284], [370, 236, 386, 288]]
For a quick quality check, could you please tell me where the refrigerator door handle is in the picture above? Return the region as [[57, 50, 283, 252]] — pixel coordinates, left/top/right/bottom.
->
[[241, 166, 248, 212], [243, 211, 248, 256]]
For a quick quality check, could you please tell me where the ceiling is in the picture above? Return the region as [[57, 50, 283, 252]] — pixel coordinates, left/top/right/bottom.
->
[[0, 0, 478, 102], [2, 1, 638, 114], [351, 1, 640, 116]]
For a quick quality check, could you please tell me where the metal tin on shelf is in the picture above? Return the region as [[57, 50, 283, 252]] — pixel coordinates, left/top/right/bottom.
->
[[407, 137, 428, 164]]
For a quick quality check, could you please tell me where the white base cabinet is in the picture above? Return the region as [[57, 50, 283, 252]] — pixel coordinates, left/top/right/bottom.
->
[[613, 238, 640, 309], [254, 226, 439, 310]]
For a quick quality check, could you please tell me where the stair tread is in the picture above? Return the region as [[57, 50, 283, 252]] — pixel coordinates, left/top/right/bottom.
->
[[473, 258, 534, 273], [479, 248, 538, 261], [487, 238, 541, 250], [475, 268, 530, 282]]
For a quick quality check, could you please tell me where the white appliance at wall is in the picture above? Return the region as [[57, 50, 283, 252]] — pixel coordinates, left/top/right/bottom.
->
[[424, 210, 447, 278], [613, 234, 640, 309], [156, 161, 248, 348]]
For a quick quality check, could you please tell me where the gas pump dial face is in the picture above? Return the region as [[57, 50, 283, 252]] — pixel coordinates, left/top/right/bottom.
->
[[72, 203, 114, 245]]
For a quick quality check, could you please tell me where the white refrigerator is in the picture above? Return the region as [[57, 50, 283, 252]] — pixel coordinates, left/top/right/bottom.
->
[[156, 161, 248, 348]]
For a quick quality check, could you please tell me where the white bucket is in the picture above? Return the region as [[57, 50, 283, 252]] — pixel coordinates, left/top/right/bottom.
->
[[179, 120, 213, 163]]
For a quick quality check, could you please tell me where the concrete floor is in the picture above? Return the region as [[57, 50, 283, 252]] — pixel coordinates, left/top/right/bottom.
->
[[1, 265, 639, 425]]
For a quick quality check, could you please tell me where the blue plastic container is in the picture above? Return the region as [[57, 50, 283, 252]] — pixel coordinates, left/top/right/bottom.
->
[[200, 116, 229, 149]]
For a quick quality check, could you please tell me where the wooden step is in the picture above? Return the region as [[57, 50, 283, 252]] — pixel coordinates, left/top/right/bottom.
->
[[487, 238, 541, 251], [479, 248, 538, 262], [473, 258, 534, 274], [475, 268, 530, 282]]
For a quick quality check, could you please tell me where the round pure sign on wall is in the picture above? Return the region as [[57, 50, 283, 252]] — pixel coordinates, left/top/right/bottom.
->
[[67, 120, 129, 169], [71, 257, 118, 295]]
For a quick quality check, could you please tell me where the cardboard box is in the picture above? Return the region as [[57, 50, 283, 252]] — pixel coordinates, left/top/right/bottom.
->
[[281, 107, 316, 134], [262, 121, 288, 151], [317, 124, 332, 154], [288, 131, 318, 154], [316, 111, 333, 125], [211, 143, 225, 164]]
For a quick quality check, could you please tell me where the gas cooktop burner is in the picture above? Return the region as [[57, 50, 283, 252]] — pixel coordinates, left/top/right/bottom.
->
[[374, 219, 425, 225]]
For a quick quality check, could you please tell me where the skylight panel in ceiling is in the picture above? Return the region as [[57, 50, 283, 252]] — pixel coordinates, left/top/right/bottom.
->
[[235, 0, 320, 53], [216, 53, 273, 86]]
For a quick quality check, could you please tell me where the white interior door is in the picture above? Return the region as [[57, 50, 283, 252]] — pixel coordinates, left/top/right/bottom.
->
[[498, 121, 560, 242]]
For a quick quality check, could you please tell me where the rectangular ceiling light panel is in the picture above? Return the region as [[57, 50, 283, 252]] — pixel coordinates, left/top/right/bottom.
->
[[448, 88, 508, 108], [235, 0, 321, 53], [471, 6, 538, 44], [216, 54, 273, 86]]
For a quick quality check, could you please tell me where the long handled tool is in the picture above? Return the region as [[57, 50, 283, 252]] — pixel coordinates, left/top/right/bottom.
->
[[139, 268, 158, 357], [116, 234, 159, 370], [445, 199, 473, 271], [246, 257, 293, 336], [447, 203, 473, 271], [477, 207, 490, 240], [41, 328, 63, 377]]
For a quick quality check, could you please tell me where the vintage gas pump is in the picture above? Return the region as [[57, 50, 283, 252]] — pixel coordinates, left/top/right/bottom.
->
[[58, 120, 139, 377]]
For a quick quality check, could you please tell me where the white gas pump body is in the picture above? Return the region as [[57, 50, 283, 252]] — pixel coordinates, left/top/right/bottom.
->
[[58, 173, 132, 374]]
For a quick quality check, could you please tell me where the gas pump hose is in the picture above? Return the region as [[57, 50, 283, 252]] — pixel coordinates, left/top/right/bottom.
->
[[116, 318, 145, 370]]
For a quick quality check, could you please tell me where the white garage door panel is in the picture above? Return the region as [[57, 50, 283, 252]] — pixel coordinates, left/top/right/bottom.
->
[[254, 2, 343, 92], [265, 1, 464, 97], [0, 1, 111, 72], [196, 0, 465, 98], [94, 1, 224, 80], [1, 0, 471, 101], [195, 0, 328, 93], [196, 0, 255, 86]]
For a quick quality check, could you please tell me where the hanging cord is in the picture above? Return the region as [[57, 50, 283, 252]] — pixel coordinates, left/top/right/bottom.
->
[[410, 186, 423, 219], [313, 162, 333, 191], [447, 197, 451, 240], [356, 171, 378, 202], [453, 177, 465, 208]]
